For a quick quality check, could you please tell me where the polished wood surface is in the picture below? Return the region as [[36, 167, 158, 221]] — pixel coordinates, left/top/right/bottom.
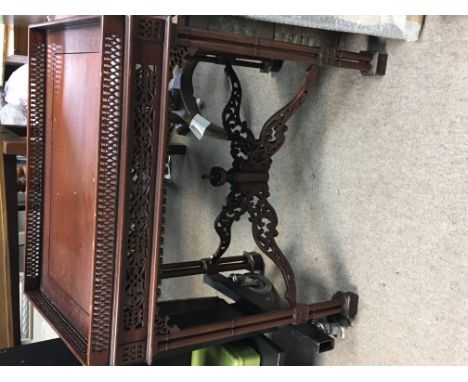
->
[[25, 16, 127, 365], [2, 127, 26, 155], [42, 52, 101, 335], [1, 127, 27, 347], [47, 24, 101, 54], [0, 134, 14, 349]]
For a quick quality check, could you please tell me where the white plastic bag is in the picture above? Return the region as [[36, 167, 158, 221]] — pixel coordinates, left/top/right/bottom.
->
[[1, 64, 28, 125], [247, 15, 424, 42], [0, 103, 27, 125], [5, 64, 28, 108]]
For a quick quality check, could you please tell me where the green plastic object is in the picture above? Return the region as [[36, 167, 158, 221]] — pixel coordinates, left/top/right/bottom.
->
[[191, 342, 261, 366]]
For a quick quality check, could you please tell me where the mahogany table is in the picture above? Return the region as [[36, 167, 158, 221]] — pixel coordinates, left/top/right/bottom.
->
[[24, 15, 385, 365]]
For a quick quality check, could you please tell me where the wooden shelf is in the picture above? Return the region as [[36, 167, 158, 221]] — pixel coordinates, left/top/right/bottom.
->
[[5, 55, 27, 66], [1, 128, 26, 156], [3, 15, 47, 27]]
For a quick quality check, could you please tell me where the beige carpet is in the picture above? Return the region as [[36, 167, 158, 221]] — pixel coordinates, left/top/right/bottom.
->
[[162, 16, 468, 365]]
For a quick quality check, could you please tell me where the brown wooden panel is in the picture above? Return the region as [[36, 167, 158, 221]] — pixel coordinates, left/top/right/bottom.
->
[[1, 129, 26, 156], [0, 135, 14, 349], [24, 15, 129, 365], [47, 23, 102, 54], [112, 16, 165, 363], [25, 16, 127, 365], [42, 52, 101, 335]]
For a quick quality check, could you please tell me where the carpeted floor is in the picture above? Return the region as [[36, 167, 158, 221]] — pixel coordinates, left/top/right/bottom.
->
[[162, 16, 468, 365]]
